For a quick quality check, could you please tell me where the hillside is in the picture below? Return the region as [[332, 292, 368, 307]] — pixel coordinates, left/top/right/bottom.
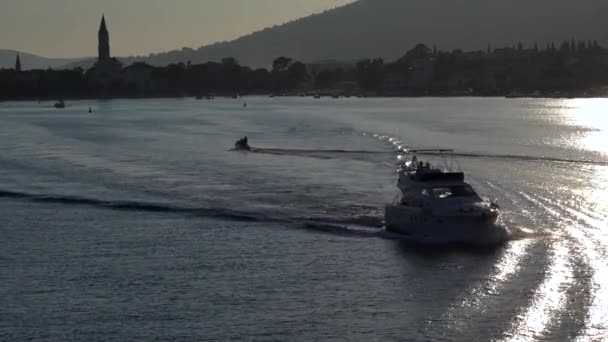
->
[[120, 0, 608, 68], [0, 50, 85, 70]]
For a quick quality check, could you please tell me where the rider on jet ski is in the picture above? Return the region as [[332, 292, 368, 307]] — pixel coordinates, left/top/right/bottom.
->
[[234, 136, 251, 150]]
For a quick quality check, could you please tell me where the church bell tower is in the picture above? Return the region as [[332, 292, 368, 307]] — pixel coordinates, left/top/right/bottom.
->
[[98, 15, 110, 65]]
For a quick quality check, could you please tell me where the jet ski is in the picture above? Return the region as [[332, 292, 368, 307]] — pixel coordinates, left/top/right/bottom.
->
[[234, 137, 251, 151]]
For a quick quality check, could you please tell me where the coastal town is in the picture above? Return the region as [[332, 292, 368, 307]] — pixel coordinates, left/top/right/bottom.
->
[[2, 16, 608, 100]]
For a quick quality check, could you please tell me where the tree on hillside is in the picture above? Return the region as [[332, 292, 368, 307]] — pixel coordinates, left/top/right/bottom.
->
[[221, 57, 238, 67], [221, 57, 242, 92], [271, 57, 309, 91], [315, 68, 345, 89], [287, 62, 309, 86], [356, 58, 385, 91], [272, 57, 293, 73], [400, 43, 431, 64]]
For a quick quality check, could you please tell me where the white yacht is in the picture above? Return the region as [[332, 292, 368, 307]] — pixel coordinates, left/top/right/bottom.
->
[[385, 150, 506, 245]]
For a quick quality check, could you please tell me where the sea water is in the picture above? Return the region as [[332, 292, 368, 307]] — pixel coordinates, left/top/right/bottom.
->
[[1, 97, 607, 341]]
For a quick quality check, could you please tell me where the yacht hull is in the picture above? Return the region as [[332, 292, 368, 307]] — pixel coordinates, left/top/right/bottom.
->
[[385, 205, 507, 245]]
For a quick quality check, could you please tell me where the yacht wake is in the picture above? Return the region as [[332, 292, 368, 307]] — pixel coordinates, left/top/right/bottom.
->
[[366, 132, 608, 166], [0, 189, 277, 222], [411, 151, 608, 166], [239, 146, 390, 160], [0, 188, 388, 238]]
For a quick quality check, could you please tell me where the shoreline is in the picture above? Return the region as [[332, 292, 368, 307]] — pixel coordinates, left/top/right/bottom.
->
[[2, 93, 607, 103]]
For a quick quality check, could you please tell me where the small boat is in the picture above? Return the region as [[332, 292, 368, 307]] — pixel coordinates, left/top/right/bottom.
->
[[234, 137, 251, 151], [385, 150, 506, 245], [54, 100, 65, 109], [195, 95, 203, 100]]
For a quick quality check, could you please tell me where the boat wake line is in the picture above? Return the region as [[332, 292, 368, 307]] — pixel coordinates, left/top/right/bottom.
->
[[0, 188, 543, 244], [231, 146, 389, 159], [369, 133, 608, 166], [252, 147, 384, 154], [407, 151, 608, 166], [0, 189, 269, 222], [232, 144, 608, 166], [0, 188, 384, 237]]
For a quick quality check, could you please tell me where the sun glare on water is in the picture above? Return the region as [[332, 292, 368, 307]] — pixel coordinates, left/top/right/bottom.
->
[[568, 98, 608, 155], [564, 99, 608, 340]]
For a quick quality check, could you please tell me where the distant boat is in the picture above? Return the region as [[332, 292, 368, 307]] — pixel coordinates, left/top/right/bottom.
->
[[54, 100, 65, 109], [195, 95, 203, 100], [313, 94, 321, 99]]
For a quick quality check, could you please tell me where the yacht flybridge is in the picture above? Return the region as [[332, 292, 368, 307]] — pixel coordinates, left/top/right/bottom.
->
[[385, 150, 506, 244]]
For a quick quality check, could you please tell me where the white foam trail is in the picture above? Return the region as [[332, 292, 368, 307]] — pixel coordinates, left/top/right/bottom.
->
[[502, 239, 572, 342], [492, 240, 532, 283], [522, 192, 608, 341], [571, 227, 608, 342], [442, 239, 532, 331]]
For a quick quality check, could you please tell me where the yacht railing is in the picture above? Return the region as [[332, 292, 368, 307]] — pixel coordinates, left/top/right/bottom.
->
[[401, 149, 462, 173]]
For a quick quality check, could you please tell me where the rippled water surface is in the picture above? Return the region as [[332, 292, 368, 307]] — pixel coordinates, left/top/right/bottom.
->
[[1, 97, 607, 341]]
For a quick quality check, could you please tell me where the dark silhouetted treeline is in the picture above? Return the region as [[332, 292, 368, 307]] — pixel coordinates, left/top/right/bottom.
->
[[2, 40, 608, 100], [0, 56, 310, 100], [347, 40, 608, 97]]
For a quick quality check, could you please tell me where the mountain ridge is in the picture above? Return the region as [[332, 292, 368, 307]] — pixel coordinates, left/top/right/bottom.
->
[[22, 0, 608, 69], [122, 0, 608, 68], [0, 50, 86, 70]]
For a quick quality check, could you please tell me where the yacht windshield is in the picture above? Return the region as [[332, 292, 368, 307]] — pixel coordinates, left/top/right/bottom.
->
[[429, 186, 477, 199]]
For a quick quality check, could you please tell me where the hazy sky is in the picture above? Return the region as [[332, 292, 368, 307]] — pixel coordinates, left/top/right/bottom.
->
[[1, 0, 355, 58]]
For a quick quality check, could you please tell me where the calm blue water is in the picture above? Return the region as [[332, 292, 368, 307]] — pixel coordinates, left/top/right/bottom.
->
[[1, 97, 607, 341]]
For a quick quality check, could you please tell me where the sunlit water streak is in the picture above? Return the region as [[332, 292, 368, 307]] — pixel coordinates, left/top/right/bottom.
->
[[441, 239, 533, 328], [521, 191, 608, 341], [570, 227, 608, 342], [502, 238, 572, 342], [531, 196, 608, 341]]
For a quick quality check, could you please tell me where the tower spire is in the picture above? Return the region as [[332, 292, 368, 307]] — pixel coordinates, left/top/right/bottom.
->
[[15, 53, 21, 72], [98, 14, 110, 65], [100, 14, 107, 32]]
